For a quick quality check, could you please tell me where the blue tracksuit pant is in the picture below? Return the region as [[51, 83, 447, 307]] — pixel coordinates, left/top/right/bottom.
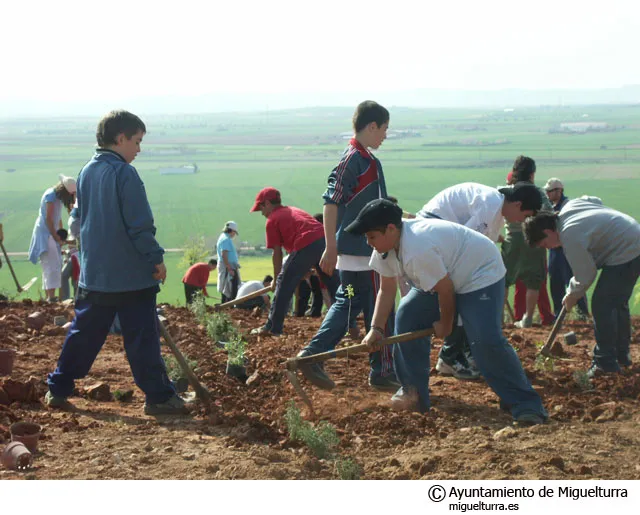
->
[[263, 238, 339, 334], [47, 294, 176, 404], [549, 247, 588, 316], [302, 269, 394, 377], [592, 254, 640, 371], [394, 278, 547, 419]]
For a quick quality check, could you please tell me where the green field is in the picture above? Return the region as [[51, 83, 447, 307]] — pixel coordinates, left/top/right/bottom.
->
[[1, 105, 640, 310]]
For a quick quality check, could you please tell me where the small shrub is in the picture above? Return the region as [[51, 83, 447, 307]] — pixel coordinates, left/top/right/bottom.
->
[[188, 291, 208, 325], [206, 311, 238, 342], [334, 457, 362, 480], [573, 370, 593, 391], [285, 402, 339, 459], [534, 354, 555, 372], [163, 354, 198, 382], [178, 236, 210, 271], [226, 335, 247, 367]]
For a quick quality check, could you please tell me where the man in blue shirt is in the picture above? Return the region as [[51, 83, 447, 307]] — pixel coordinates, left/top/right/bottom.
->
[[45, 110, 186, 416], [216, 221, 240, 302]]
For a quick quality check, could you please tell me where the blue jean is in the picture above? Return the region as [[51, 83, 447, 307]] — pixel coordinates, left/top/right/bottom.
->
[[47, 295, 176, 404], [549, 247, 588, 316], [591, 254, 640, 370], [303, 269, 394, 376], [264, 238, 339, 334], [394, 279, 547, 419]]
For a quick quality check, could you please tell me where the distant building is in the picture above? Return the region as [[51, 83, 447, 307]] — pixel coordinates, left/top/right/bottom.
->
[[558, 122, 609, 133], [159, 164, 198, 175]]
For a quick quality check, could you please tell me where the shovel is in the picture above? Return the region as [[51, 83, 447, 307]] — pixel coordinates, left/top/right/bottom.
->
[[539, 305, 567, 357], [285, 328, 435, 416], [213, 285, 271, 311], [0, 224, 37, 293]]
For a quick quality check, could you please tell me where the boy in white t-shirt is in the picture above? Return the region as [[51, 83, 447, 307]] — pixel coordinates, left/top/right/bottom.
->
[[345, 199, 547, 425], [416, 182, 544, 380]]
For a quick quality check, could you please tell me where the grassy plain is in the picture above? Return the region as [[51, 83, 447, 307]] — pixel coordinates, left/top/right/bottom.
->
[[1, 105, 640, 309]]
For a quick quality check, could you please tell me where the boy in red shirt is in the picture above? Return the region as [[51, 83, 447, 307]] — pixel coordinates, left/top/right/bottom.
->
[[182, 259, 217, 305], [250, 187, 339, 335]]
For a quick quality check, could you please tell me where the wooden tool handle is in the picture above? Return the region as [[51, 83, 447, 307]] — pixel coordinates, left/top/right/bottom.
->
[[287, 328, 435, 369], [0, 240, 24, 292], [540, 305, 566, 356], [214, 286, 271, 311]]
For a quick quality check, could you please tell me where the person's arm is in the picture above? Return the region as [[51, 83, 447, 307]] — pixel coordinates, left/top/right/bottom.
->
[[362, 275, 398, 351], [319, 203, 339, 276], [45, 202, 64, 245], [272, 246, 283, 291], [563, 244, 597, 308], [432, 274, 455, 339], [118, 168, 165, 279]]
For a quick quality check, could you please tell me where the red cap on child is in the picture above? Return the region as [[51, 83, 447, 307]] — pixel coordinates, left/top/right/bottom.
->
[[250, 187, 281, 212]]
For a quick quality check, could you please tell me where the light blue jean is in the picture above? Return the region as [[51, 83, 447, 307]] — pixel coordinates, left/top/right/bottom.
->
[[394, 278, 547, 419]]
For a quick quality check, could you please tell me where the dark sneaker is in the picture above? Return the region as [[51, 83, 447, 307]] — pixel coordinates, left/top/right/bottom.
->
[[44, 391, 74, 410], [143, 395, 190, 416], [514, 412, 545, 427], [297, 350, 335, 390], [368, 373, 401, 392], [390, 387, 420, 412], [435, 357, 481, 380], [586, 364, 620, 379]]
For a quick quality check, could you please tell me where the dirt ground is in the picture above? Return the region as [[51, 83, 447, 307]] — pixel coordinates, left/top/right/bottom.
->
[[2, 298, 640, 480]]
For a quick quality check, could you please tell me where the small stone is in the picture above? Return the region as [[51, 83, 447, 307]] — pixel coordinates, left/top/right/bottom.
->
[[205, 464, 220, 473], [493, 426, 517, 440], [388, 458, 401, 467], [85, 382, 111, 402], [245, 371, 260, 386], [419, 458, 440, 476], [143, 442, 153, 452], [53, 315, 67, 327], [182, 453, 196, 461], [26, 312, 46, 331], [578, 465, 593, 475], [547, 456, 565, 471], [164, 446, 174, 452]]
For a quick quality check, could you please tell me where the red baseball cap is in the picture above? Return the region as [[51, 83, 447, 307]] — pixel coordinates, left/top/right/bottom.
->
[[506, 171, 514, 184], [250, 187, 281, 212]]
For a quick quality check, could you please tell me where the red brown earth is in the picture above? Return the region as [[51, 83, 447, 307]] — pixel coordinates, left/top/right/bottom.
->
[[1, 298, 640, 480]]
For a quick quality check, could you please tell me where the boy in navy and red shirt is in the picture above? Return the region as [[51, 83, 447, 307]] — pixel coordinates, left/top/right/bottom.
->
[[182, 259, 217, 304], [296, 100, 399, 392], [250, 187, 339, 335]]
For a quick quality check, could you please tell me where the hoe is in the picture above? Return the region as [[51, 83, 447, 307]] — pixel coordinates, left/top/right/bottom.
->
[[0, 224, 37, 293]]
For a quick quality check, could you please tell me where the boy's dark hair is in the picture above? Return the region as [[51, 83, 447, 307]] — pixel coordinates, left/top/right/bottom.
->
[[352, 101, 389, 133], [263, 275, 274, 284], [512, 155, 536, 183], [313, 213, 323, 224], [97, 110, 146, 147], [53, 183, 75, 210], [386, 195, 399, 205], [498, 183, 543, 212], [523, 211, 558, 247], [208, 259, 218, 267], [56, 228, 68, 241]]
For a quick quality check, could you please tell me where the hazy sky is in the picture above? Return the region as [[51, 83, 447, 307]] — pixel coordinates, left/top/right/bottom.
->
[[1, 0, 638, 114]]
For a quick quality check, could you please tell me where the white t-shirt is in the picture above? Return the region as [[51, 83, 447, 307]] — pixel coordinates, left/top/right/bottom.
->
[[369, 219, 506, 294], [236, 280, 265, 298], [417, 182, 505, 243]]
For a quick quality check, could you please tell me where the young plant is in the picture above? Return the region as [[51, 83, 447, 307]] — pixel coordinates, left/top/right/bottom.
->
[[226, 335, 247, 367], [573, 370, 594, 391], [534, 354, 555, 373], [334, 457, 362, 480], [285, 401, 340, 459], [206, 311, 239, 342], [345, 283, 355, 337], [163, 354, 198, 382], [188, 290, 208, 325]]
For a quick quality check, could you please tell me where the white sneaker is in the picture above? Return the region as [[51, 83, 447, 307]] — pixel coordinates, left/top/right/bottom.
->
[[436, 357, 481, 380], [390, 387, 419, 412], [514, 315, 532, 328]]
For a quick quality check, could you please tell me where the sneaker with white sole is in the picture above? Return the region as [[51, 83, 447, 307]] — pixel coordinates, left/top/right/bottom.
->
[[435, 357, 481, 380], [390, 387, 420, 412], [514, 315, 532, 329]]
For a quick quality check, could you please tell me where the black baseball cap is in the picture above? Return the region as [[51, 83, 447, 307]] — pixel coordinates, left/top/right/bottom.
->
[[345, 198, 403, 235]]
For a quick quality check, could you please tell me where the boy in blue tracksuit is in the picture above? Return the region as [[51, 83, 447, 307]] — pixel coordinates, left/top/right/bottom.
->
[[297, 101, 398, 391], [45, 110, 186, 416]]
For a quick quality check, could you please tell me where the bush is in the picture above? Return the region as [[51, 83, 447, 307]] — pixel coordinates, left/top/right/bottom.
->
[[188, 291, 208, 325], [334, 457, 362, 480], [226, 335, 247, 367], [206, 311, 238, 342], [285, 402, 340, 460], [573, 370, 593, 391], [163, 354, 198, 382], [178, 236, 210, 271]]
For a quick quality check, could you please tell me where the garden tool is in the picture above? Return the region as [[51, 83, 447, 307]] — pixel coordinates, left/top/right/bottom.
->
[[539, 305, 567, 357], [284, 328, 435, 415], [0, 224, 37, 293], [504, 298, 515, 323], [213, 286, 271, 311], [157, 315, 212, 410]]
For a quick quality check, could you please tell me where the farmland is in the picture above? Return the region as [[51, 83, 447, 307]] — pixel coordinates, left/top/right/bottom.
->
[[1, 104, 640, 307]]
